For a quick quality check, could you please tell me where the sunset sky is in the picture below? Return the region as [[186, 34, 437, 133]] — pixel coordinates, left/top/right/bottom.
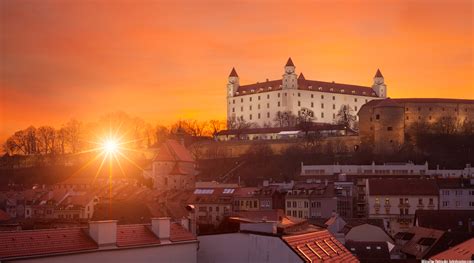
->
[[0, 0, 473, 142]]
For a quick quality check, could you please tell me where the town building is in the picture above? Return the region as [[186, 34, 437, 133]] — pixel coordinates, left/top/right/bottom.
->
[[146, 139, 197, 190], [253, 185, 286, 211], [366, 179, 439, 235], [358, 98, 474, 153], [414, 210, 474, 233], [285, 182, 337, 219], [233, 187, 260, 211], [0, 218, 198, 262], [188, 187, 235, 228], [437, 178, 474, 210], [226, 58, 386, 128]]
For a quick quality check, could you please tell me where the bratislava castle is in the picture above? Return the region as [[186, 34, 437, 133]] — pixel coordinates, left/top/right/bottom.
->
[[226, 58, 387, 127]]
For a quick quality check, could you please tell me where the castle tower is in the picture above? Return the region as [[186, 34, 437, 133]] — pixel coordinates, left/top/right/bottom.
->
[[227, 67, 239, 98], [372, 69, 387, 98], [282, 58, 297, 90]]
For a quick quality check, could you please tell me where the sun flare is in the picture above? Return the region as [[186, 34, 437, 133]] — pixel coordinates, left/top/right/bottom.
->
[[103, 139, 119, 154]]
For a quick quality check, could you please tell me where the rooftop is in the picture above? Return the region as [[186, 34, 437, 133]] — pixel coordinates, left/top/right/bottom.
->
[[368, 179, 438, 196], [430, 238, 474, 260]]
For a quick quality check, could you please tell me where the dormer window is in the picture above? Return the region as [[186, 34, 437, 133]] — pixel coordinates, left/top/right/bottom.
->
[[318, 87, 323, 90], [330, 88, 334, 91], [363, 92, 366, 95], [236, 92, 239, 95], [308, 86, 312, 89], [341, 89, 345, 93], [243, 91, 246, 94], [251, 89, 255, 93], [352, 90, 356, 94], [269, 87, 272, 90]]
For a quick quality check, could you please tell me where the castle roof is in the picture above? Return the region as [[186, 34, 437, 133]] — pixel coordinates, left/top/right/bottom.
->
[[285, 57, 295, 67], [229, 67, 238, 77], [298, 72, 305, 80], [375, 69, 383, 78]]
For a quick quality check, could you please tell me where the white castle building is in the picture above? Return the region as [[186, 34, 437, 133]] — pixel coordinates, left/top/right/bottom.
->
[[226, 58, 387, 127]]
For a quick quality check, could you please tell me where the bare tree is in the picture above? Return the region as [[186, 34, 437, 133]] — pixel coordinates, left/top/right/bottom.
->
[[227, 116, 254, 140], [64, 119, 82, 154], [274, 111, 298, 128], [37, 126, 56, 154], [335, 105, 356, 128], [209, 120, 226, 137]]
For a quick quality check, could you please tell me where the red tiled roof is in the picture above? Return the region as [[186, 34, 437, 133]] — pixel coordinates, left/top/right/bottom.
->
[[283, 230, 359, 262], [368, 179, 438, 196], [400, 227, 445, 259], [234, 187, 259, 198], [229, 67, 238, 77], [154, 139, 194, 163], [116, 224, 160, 247], [235, 77, 378, 97], [430, 238, 474, 260], [170, 223, 196, 242], [0, 228, 98, 260]]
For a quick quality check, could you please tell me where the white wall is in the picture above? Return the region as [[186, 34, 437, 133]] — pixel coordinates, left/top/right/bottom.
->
[[198, 233, 302, 263], [6, 242, 198, 263]]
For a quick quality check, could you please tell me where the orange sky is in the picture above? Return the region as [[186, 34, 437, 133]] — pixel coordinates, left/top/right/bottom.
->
[[0, 0, 473, 141]]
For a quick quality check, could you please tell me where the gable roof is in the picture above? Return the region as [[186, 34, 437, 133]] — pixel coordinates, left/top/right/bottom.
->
[[415, 210, 474, 232], [154, 139, 194, 163], [286, 57, 295, 67], [368, 179, 438, 196], [282, 230, 359, 262], [0, 228, 98, 260], [430, 238, 474, 260], [374, 69, 383, 78], [229, 67, 238, 77]]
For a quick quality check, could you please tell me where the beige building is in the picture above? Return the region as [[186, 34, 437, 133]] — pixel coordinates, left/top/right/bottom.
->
[[285, 182, 337, 219], [366, 179, 438, 235], [188, 187, 235, 227], [227, 58, 386, 128], [358, 98, 474, 153]]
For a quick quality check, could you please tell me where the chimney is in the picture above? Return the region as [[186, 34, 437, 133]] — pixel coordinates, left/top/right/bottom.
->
[[88, 220, 117, 247], [151, 217, 171, 243]]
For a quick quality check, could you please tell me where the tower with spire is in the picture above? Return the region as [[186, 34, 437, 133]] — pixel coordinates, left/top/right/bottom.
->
[[372, 69, 387, 98], [282, 57, 297, 90], [227, 67, 239, 98]]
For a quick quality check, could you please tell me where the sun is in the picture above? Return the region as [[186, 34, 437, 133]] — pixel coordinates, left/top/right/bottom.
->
[[103, 139, 119, 154]]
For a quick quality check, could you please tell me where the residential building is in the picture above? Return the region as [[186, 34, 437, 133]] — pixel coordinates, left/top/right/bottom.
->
[[414, 210, 474, 233], [253, 185, 286, 211], [437, 178, 474, 210], [366, 179, 438, 235], [0, 218, 198, 262], [226, 58, 385, 128], [285, 182, 337, 219], [233, 187, 260, 211], [188, 187, 235, 227]]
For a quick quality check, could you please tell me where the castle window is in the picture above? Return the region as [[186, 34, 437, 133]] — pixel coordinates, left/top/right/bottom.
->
[[298, 101, 301, 106], [278, 93, 281, 98], [298, 93, 301, 97], [418, 116, 421, 120], [365, 99, 368, 103], [406, 107, 409, 112], [332, 96, 335, 100], [321, 95, 324, 99], [267, 94, 270, 99], [232, 108, 235, 113], [376, 114, 380, 120], [341, 89, 345, 93], [354, 98, 358, 102], [267, 103, 270, 108], [285, 93, 287, 96], [333, 104, 336, 110], [318, 87, 323, 91], [258, 113, 261, 119], [311, 94, 314, 98], [333, 113, 336, 119], [258, 96, 261, 100], [321, 103, 324, 109], [429, 116, 432, 120], [406, 116, 409, 120], [249, 106, 252, 110], [311, 102, 314, 108], [251, 89, 255, 93], [241, 98, 243, 103], [249, 114, 252, 120], [250, 97, 252, 102], [267, 112, 270, 118], [241, 107, 243, 112], [258, 104, 260, 109], [321, 112, 324, 118], [233, 99, 235, 104], [387, 127, 393, 131], [278, 102, 281, 107]]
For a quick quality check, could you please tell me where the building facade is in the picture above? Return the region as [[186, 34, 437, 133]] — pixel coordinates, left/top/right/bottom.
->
[[227, 58, 386, 127], [437, 178, 474, 210]]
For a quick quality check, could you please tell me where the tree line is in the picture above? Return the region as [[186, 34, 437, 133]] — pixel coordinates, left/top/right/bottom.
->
[[3, 112, 226, 156]]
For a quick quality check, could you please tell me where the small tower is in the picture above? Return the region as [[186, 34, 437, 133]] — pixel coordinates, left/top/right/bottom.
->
[[372, 69, 387, 98], [227, 67, 239, 97], [283, 57, 297, 89]]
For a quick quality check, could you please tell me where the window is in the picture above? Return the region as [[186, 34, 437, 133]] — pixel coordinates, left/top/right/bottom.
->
[[293, 201, 296, 207], [399, 198, 403, 205], [285, 93, 287, 96], [321, 95, 324, 99], [267, 112, 270, 118], [321, 103, 324, 109], [249, 105, 252, 110], [258, 113, 261, 119], [333, 104, 336, 110], [278, 102, 281, 107], [298, 211, 303, 218], [258, 96, 260, 100], [298, 101, 301, 106], [241, 98, 243, 103], [311, 94, 314, 98], [249, 114, 252, 120], [387, 127, 393, 131], [232, 99, 235, 104], [278, 93, 281, 98], [355, 106, 358, 111], [321, 112, 324, 118], [418, 198, 423, 205], [287, 201, 291, 208], [304, 201, 308, 208], [216, 206, 219, 212], [241, 106, 243, 112], [332, 96, 335, 100], [375, 114, 380, 120], [209, 207, 213, 212], [333, 113, 336, 119], [267, 103, 270, 108], [258, 104, 260, 109], [250, 97, 252, 102], [354, 98, 358, 102], [311, 102, 314, 108], [298, 93, 301, 97], [429, 198, 433, 205], [267, 94, 270, 99], [316, 202, 321, 208], [254, 200, 257, 207], [232, 108, 235, 113], [385, 198, 390, 205]]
